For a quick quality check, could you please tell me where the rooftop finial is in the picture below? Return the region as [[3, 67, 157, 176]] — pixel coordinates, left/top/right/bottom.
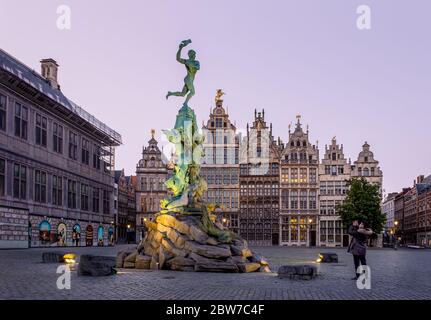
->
[[151, 129, 155, 139]]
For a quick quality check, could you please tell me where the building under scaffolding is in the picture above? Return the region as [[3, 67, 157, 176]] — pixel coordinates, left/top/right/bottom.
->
[[0, 48, 122, 248]]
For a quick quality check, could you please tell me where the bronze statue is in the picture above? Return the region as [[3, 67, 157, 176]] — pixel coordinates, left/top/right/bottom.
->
[[166, 40, 200, 106]]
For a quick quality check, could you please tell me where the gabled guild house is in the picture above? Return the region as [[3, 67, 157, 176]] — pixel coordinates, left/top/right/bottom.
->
[[0, 48, 122, 248]]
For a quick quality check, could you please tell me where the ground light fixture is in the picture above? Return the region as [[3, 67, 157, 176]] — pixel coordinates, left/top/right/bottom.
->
[[63, 253, 77, 264]]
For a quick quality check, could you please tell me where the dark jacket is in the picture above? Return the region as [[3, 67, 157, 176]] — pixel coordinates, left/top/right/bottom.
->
[[348, 225, 367, 245]]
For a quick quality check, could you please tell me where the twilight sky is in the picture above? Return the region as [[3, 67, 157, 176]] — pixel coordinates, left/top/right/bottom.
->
[[1, 0, 430, 195]]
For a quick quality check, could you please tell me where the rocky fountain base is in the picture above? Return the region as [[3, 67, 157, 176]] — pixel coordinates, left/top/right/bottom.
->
[[116, 210, 270, 273]]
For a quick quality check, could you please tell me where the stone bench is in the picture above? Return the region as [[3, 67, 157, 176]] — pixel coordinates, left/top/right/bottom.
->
[[78, 255, 117, 276], [42, 252, 66, 263], [278, 264, 317, 280], [318, 252, 338, 263]]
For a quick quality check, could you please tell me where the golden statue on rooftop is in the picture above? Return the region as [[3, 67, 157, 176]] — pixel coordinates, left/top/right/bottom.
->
[[215, 89, 225, 104]]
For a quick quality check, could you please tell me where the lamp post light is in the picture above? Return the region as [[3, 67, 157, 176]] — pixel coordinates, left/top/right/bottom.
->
[[307, 218, 313, 247]]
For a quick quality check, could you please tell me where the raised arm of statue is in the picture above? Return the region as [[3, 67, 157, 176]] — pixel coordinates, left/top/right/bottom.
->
[[176, 45, 186, 64], [176, 39, 191, 64]]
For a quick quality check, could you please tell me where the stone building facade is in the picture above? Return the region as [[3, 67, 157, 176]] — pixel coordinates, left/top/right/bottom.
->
[[239, 110, 281, 246], [318, 137, 351, 247], [114, 169, 137, 243], [135, 130, 170, 242], [382, 192, 398, 231], [400, 175, 431, 246], [0, 48, 121, 248], [279, 116, 319, 246], [201, 95, 239, 233], [351, 142, 383, 194]]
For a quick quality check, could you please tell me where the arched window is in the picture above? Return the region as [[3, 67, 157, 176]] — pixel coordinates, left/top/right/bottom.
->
[[363, 168, 370, 176], [358, 168, 362, 176]]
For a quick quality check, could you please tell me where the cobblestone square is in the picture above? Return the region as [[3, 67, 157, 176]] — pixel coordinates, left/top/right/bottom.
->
[[0, 245, 430, 300]]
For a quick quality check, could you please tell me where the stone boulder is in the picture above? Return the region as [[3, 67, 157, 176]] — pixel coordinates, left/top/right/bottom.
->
[[134, 213, 268, 273], [115, 251, 132, 268], [189, 253, 239, 273], [238, 262, 261, 273], [78, 255, 117, 276], [278, 264, 317, 280], [135, 254, 152, 269], [184, 241, 232, 259], [165, 256, 195, 272]]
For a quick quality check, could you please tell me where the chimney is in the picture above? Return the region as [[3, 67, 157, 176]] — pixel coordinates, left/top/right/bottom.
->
[[40, 58, 60, 90], [417, 175, 425, 184]]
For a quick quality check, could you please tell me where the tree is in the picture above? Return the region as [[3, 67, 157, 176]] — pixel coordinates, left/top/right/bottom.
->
[[338, 178, 386, 236]]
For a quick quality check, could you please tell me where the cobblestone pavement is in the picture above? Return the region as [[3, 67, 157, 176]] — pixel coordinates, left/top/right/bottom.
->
[[0, 245, 430, 300]]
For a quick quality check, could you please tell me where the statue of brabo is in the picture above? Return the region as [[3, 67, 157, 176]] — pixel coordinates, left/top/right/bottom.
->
[[166, 39, 200, 107]]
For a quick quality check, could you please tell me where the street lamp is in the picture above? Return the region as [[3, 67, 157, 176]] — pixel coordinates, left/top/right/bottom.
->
[[307, 218, 313, 247]]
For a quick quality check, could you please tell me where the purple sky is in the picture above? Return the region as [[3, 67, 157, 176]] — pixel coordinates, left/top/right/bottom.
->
[[1, 0, 430, 194]]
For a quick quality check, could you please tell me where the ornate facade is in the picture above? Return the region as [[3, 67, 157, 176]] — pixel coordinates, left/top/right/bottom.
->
[[318, 138, 351, 247], [135, 130, 169, 242], [239, 110, 281, 246], [279, 116, 319, 246], [351, 142, 383, 194], [132, 100, 385, 248], [201, 94, 239, 233]]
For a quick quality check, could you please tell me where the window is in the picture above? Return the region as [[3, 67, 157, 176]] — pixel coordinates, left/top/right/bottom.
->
[[81, 138, 90, 165], [53, 123, 63, 153], [103, 190, 110, 214], [92, 188, 100, 213], [331, 165, 337, 176], [93, 145, 101, 170], [281, 168, 289, 183], [325, 166, 330, 175], [363, 168, 370, 176], [0, 158, 5, 196], [80, 184, 89, 211], [338, 166, 344, 175], [52, 175, 62, 206], [68, 131, 78, 160], [309, 168, 317, 183], [13, 164, 26, 199], [290, 190, 298, 209], [300, 190, 307, 209], [332, 153, 337, 161], [67, 180, 77, 208], [299, 168, 307, 183], [309, 190, 317, 209], [14, 103, 28, 140], [281, 189, 289, 209], [291, 168, 298, 183], [215, 118, 222, 128], [34, 170, 47, 203], [35, 114, 47, 147], [0, 94, 6, 131]]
